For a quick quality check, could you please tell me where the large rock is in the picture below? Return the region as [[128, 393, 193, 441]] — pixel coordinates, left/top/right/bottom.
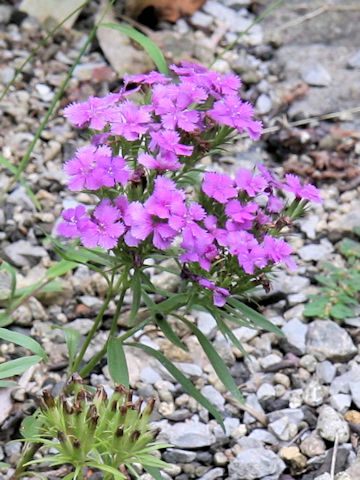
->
[[281, 318, 308, 355], [317, 406, 350, 443], [228, 447, 285, 479], [165, 421, 215, 449], [306, 320, 357, 361]]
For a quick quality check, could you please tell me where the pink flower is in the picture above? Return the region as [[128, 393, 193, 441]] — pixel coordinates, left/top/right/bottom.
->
[[78, 200, 125, 249], [180, 222, 217, 271], [63, 93, 120, 130], [110, 101, 152, 141], [197, 277, 230, 307], [149, 130, 193, 157], [202, 172, 237, 204], [57, 205, 86, 238], [124, 71, 171, 85], [138, 152, 181, 171], [263, 235, 296, 270], [64, 145, 130, 191], [225, 200, 257, 226], [125, 202, 177, 250], [208, 97, 263, 140], [284, 174, 322, 203], [235, 168, 267, 196]]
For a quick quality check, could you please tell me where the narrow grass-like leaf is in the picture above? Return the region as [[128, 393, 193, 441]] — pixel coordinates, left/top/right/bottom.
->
[[0, 380, 16, 388], [130, 270, 142, 325], [62, 328, 81, 368], [228, 298, 283, 335], [129, 343, 224, 426], [144, 466, 163, 480], [0, 261, 17, 304], [156, 315, 188, 351], [156, 293, 189, 315], [0, 328, 47, 359], [0, 313, 12, 328], [89, 462, 126, 479], [102, 23, 169, 74], [46, 260, 77, 279], [0, 355, 42, 379], [179, 316, 244, 403], [107, 337, 129, 387]]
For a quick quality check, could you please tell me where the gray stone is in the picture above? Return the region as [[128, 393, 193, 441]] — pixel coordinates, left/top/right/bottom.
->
[[163, 449, 197, 464], [196, 311, 217, 339], [4, 240, 47, 267], [268, 408, 304, 425], [259, 353, 282, 369], [8, 186, 35, 210], [349, 381, 360, 408], [140, 367, 161, 384], [243, 394, 266, 424], [256, 94, 272, 114], [298, 240, 333, 262], [299, 214, 320, 239], [214, 452, 228, 466], [347, 50, 360, 69], [330, 365, 360, 395], [166, 421, 215, 448], [316, 361, 336, 384], [198, 468, 224, 480], [315, 474, 331, 480], [268, 416, 298, 441], [0, 4, 12, 23], [300, 354, 318, 372], [302, 64, 332, 86], [233, 326, 258, 343], [249, 429, 278, 446], [257, 383, 276, 402], [66, 318, 93, 335], [200, 386, 225, 410], [317, 406, 350, 443], [306, 320, 357, 361], [303, 380, 327, 407], [272, 272, 310, 294], [282, 318, 308, 355], [190, 11, 213, 29], [300, 433, 326, 457], [228, 447, 285, 480], [175, 363, 203, 380], [330, 394, 352, 414]]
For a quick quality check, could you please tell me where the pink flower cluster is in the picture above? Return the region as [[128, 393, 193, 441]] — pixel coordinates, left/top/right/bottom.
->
[[59, 62, 321, 306]]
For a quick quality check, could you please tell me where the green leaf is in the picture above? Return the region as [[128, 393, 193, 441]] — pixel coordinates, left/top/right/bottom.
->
[[303, 297, 330, 318], [130, 270, 142, 325], [0, 462, 10, 469], [228, 298, 283, 335], [107, 337, 129, 387], [180, 316, 244, 403], [101, 23, 169, 74], [21, 412, 42, 438], [0, 355, 42, 379], [0, 328, 47, 359], [46, 260, 77, 279], [338, 238, 360, 258], [144, 466, 163, 480], [62, 328, 81, 368], [89, 462, 126, 479], [0, 380, 17, 388], [330, 303, 354, 320], [136, 454, 168, 468], [129, 343, 224, 427], [156, 293, 189, 315], [0, 312, 13, 328], [156, 315, 188, 351]]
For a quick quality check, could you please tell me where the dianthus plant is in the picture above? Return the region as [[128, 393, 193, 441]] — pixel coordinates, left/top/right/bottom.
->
[[56, 62, 321, 416]]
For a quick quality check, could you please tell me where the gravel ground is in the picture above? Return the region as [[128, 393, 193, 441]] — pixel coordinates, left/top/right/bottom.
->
[[0, 1, 360, 479]]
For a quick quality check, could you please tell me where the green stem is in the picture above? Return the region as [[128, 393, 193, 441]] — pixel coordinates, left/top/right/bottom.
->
[[71, 277, 115, 374], [14, 443, 41, 479]]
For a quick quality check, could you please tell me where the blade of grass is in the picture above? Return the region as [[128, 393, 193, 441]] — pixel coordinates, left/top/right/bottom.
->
[[101, 22, 169, 74]]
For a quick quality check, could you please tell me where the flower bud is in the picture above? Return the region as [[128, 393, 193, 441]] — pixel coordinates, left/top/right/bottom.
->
[[42, 390, 55, 409]]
